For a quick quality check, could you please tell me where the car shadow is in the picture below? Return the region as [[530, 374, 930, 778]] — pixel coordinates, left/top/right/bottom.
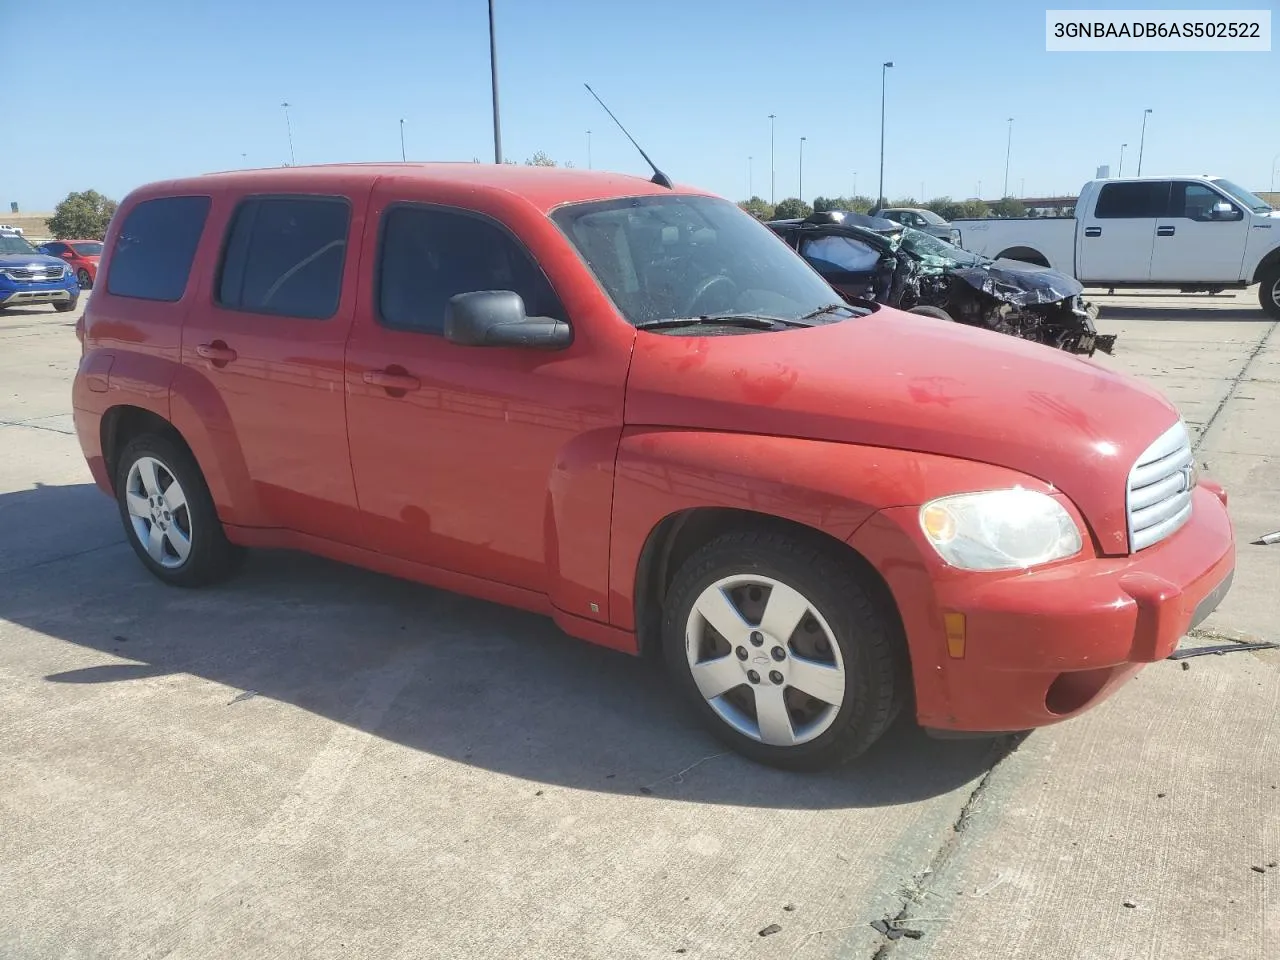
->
[[2, 482, 1016, 810]]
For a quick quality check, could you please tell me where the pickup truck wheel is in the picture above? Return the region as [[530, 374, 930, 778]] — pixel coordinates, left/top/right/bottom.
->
[[114, 434, 243, 587], [908, 305, 955, 323], [1260, 266, 1280, 319], [662, 529, 904, 770]]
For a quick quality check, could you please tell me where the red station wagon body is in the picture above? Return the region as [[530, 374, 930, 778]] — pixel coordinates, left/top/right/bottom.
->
[[72, 164, 1235, 744]]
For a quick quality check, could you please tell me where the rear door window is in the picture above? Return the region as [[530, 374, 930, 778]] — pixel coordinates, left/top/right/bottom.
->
[[217, 196, 350, 320], [1093, 182, 1170, 219], [107, 196, 211, 301], [377, 205, 565, 335]]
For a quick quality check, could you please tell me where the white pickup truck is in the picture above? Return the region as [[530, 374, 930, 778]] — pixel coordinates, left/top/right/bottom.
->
[[953, 176, 1280, 318]]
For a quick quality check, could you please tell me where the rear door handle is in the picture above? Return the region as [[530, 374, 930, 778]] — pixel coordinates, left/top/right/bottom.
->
[[363, 367, 421, 395], [196, 341, 237, 367], [1084, 227, 1102, 238], [1156, 225, 1176, 237]]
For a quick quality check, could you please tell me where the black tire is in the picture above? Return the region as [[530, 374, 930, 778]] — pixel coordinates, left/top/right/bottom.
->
[[1259, 265, 1280, 320], [77, 268, 92, 289], [661, 528, 906, 771], [907, 305, 955, 323], [54, 297, 78, 313], [114, 433, 244, 587], [995, 247, 1050, 267]]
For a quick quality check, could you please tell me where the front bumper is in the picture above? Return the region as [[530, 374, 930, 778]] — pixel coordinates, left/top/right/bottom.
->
[[0, 280, 79, 305], [854, 484, 1235, 732]]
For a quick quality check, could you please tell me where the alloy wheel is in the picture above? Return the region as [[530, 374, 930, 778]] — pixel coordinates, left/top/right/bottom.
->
[[124, 456, 193, 569], [684, 574, 847, 746]]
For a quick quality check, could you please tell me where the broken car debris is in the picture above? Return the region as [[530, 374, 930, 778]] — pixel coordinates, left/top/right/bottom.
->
[[769, 211, 1116, 356], [1167, 641, 1279, 660]]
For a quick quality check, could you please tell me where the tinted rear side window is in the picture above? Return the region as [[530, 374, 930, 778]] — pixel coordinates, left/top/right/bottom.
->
[[217, 196, 350, 320], [378, 205, 564, 335], [107, 196, 210, 301], [1093, 182, 1170, 219]]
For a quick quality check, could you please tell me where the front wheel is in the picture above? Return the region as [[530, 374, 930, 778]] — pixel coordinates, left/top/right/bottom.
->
[[907, 305, 955, 323], [54, 297, 78, 313], [1260, 265, 1280, 319], [662, 529, 906, 770], [114, 433, 244, 587], [77, 268, 93, 289]]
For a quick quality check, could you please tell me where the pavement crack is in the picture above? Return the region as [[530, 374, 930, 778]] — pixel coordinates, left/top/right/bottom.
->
[[1193, 318, 1278, 453], [0, 540, 120, 575], [868, 734, 1025, 958]]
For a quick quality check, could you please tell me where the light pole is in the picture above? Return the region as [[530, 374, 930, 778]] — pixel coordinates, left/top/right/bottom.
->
[[799, 136, 806, 203], [768, 114, 776, 204], [1118, 143, 1127, 176], [853, 171, 857, 196], [586, 130, 592, 170], [1137, 108, 1152, 176], [878, 61, 893, 210], [281, 101, 295, 166], [488, 0, 503, 163], [399, 119, 406, 162], [748, 156, 753, 197], [1003, 117, 1013, 197], [1271, 151, 1279, 192], [977, 179, 982, 198]]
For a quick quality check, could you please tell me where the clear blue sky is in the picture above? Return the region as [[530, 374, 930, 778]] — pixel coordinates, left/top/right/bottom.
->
[[3, 0, 1277, 212]]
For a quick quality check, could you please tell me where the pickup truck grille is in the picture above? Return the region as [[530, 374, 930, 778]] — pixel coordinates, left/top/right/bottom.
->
[[1127, 421, 1195, 551]]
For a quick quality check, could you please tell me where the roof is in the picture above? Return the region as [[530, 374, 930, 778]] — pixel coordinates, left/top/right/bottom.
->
[[167, 162, 705, 214]]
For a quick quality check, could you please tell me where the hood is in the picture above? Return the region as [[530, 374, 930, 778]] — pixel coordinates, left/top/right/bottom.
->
[[0, 253, 69, 270], [625, 307, 1180, 554], [948, 259, 1084, 308]]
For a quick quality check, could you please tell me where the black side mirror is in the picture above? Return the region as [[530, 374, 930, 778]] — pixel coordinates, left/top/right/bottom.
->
[[444, 290, 572, 350]]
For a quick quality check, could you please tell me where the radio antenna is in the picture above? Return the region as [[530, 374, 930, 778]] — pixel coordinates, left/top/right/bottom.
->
[[583, 83, 672, 188]]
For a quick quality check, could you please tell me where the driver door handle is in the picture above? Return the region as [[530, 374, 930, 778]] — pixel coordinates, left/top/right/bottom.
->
[[196, 341, 237, 366], [363, 367, 421, 394]]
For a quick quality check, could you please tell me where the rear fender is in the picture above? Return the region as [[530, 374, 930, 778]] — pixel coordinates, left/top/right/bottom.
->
[[168, 363, 263, 527]]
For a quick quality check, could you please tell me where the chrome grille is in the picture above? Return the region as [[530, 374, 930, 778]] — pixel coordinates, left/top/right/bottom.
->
[[1127, 421, 1195, 551], [5, 265, 66, 280]]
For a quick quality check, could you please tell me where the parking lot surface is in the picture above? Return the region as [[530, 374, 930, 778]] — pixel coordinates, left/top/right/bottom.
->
[[1, 291, 1276, 959]]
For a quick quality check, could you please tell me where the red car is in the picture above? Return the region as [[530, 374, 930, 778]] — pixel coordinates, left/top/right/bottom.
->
[[39, 239, 103, 289], [71, 165, 1235, 770]]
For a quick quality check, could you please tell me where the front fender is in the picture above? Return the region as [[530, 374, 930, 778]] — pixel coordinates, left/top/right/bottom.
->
[[607, 428, 1049, 629]]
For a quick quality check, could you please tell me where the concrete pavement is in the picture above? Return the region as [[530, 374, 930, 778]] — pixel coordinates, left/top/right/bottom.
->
[[0, 290, 1275, 959]]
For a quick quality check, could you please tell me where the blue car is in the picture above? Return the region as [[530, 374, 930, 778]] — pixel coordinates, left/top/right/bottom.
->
[[0, 230, 81, 313]]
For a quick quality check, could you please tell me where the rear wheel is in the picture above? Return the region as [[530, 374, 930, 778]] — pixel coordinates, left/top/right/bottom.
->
[[907, 305, 955, 323], [114, 433, 243, 587], [662, 528, 905, 770], [1260, 265, 1280, 319]]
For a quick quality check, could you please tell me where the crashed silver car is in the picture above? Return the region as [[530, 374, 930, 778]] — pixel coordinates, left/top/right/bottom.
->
[[769, 211, 1116, 356]]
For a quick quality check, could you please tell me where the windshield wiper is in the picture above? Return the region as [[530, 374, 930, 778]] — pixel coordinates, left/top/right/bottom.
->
[[798, 302, 859, 321], [635, 313, 812, 331]]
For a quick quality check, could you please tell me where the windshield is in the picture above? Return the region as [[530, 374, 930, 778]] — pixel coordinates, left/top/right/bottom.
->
[[0, 235, 38, 256], [914, 209, 949, 226], [72, 241, 104, 256], [551, 195, 842, 326], [897, 227, 981, 266], [1211, 179, 1272, 213]]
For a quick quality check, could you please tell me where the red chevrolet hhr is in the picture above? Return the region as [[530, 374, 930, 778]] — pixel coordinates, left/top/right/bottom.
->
[[72, 164, 1235, 769]]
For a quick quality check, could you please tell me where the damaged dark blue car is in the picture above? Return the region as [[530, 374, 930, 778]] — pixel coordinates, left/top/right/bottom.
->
[[769, 210, 1116, 356]]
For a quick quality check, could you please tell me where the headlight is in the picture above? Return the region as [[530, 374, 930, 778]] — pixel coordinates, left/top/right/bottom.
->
[[919, 488, 1082, 571]]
